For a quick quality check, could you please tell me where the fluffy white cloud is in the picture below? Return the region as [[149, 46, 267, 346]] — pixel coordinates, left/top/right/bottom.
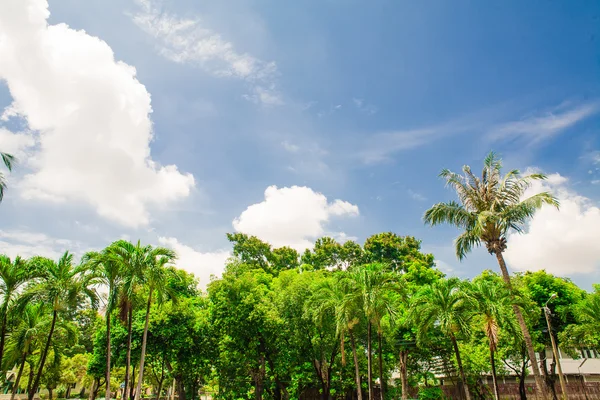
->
[[158, 236, 230, 289], [132, 0, 281, 105], [232, 185, 359, 251], [0, 128, 35, 159], [504, 173, 600, 275], [0, 229, 80, 260], [0, 0, 195, 227]]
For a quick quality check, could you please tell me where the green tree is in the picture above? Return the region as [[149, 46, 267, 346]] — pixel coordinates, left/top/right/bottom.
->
[[363, 233, 434, 272], [134, 247, 177, 400], [20, 252, 98, 400], [470, 277, 517, 400], [0, 255, 33, 369], [0, 151, 15, 202], [424, 151, 558, 399], [311, 275, 364, 400], [83, 248, 123, 400], [412, 278, 473, 400], [4, 303, 46, 400], [348, 264, 398, 400]]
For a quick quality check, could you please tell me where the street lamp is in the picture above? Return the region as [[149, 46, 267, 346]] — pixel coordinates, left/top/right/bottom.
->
[[543, 293, 568, 400]]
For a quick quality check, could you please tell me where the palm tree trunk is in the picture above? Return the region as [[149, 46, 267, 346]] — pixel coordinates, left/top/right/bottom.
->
[[377, 331, 384, 400], [450, 333, 471, 400], [489, 343, 500, 400], [367, 322, 373, 400], [124, 306, 133, 400], [399, 350, 409, 400], [494, 251, 548, 400], [106, 312, 112, 400], [349, 331, 363, 400], [0, 308, 8, 368], [29, 310, 57, 400], [26, 361, 34, 396], [11, 354, 26, 400], [135, 290, 153, 400]]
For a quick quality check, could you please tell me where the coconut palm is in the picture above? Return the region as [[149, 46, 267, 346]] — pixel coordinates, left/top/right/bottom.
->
[[134, 250, 177, 400], [19, 252, 98, 400], [3, 303, 46, 400], [310, 275, 364, 400], [348, 264, 398, 400], [412, 278, 474, 400], [0, 255, 33, 369], [82, 248, 123, 400], [577, 290, 600, 329], [424, 151, 558, 399], [105, 240, 176, 400], [470, 278, 519, 400], [0, 151, 15, 203]]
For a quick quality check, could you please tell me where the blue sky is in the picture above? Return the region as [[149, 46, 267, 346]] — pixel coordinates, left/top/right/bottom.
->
[[0, 0, 599, 288]]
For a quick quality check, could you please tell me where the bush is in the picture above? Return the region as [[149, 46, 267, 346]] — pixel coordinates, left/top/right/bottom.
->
[[417, 386, 446, 400]]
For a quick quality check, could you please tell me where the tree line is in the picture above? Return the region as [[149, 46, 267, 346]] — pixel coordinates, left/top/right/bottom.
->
[[0, 153, 598, 400]]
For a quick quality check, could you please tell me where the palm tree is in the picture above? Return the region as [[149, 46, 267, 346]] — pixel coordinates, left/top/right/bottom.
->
[[578, 290, 600, 329], [424, 151, 558, 399], [0, 255, 33, 368], [470, 278, 518, 400], [0, 152, 15, 202], [412, 278, 474, 400], [310, 275, 364, 400], [105, 240, 176, 400], [134, 249, 176, 400], [348, 264, 398, 400], [82, 248, 123, 400], [3, 303, 46, 400], [19, 252, 98, 400]]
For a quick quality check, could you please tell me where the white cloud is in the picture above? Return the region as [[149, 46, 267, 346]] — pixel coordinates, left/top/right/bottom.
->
[[504, 173, 600, 275], [232, 185, 359, 251], [158, 236, 230, 289], [281, 141, 300, 153], [0, 229, 81, 260], [0, 128, 35, 159], [407, 189, 427, 202], [132, 0, 281, 105], [0, 0, 195, 227], [488, 102, 599, 144]]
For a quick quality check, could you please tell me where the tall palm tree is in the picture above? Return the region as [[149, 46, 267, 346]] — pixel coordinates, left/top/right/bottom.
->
[[348, 264, 398, 400], [106, 240, 176, 400], [134, 250, 176, 400], [412, 278, 473, 400], [3, 303, 46, 400], [470, 279, 518, 400], [310, 275, 364, 400], [0, 255, 33, 368], [0, 151, 15, 203], [19, 252, 98, 400], [82, 248, 123, 400], [424, 151, 558, 399]]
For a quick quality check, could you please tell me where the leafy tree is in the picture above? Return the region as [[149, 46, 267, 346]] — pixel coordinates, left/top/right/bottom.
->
[[4, 303, 47, 400], [0, 255, 33, 369], [469, 278, 517, 400], [347, 264, 398, 400], [363, 233, 434, 272], [412, 278, 473, 400], [0, 151, 15, 202], [424, 151, 558, 399], [310, 274, 364, 400], [83, 246, 124, 400], [20, 252, 98, 400], [133, 246, 176, 400]]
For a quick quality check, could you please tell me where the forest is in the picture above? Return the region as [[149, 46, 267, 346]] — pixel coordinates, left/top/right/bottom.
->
[[0, 154, 599, 400]]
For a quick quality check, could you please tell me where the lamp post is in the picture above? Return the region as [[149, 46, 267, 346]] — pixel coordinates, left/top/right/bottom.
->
[[543, 293, 568, 400]]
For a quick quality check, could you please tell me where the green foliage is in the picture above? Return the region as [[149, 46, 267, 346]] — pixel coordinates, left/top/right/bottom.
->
[[1, 228, 597, 400], [418, 386, 446, 400]]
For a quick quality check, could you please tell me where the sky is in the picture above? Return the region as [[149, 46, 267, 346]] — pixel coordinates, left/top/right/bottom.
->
[[0, 0, 599, 289]]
